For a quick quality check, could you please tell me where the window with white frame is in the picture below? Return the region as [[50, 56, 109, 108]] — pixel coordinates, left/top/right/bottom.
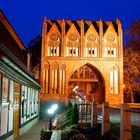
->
[[21, 85, 27, 124], [86, 43, 97, 57], [0, 77, 14, 136], [110, 67, 118, 94], [104, 34, 117, 58], [0, 76, 9, 136], [105, 46, 116, 58], [27, 87, 30, 120], [85, 33, 98, 57], [47, 32, 60, 56], [8, 80, 14, 132], [66, 33, 79, 57]]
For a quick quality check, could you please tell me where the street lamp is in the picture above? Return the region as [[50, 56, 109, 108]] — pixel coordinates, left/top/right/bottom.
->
[[47, 104, 58, 131], [51, 104, 58, 111]]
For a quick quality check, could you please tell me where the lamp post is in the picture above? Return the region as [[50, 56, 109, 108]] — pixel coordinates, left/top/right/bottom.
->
[[47, 104, 58, 131]]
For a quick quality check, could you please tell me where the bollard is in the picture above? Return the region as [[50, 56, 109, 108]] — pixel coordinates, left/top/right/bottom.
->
[[91, 100, 97, 127], [101, 102, 110, 135], [120, 104, 132, 140]]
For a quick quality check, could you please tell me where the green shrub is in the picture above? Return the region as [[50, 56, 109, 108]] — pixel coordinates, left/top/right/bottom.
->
[[71, 133, 86, 140], [69, 124, 80, 130], [40, 128, 45, 137], [71, 104, 79, 125]]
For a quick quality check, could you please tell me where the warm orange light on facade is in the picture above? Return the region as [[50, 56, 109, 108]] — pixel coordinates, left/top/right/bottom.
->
[[40, 18, 124, 105]]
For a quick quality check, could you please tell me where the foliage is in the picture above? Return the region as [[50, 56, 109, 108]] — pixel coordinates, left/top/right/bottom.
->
[[71, 133, 86, 140], [40, 129, 52, 140], [110, 123, 120, 137], [124, 20, 140, 103], [71, 104, 79, 125], [66, 100, 73, 125], [69, 124, 80, 130], [62, 123, 102, 140], [128, 20, 140, 38], [40, 128, 45, 137], [110, 123, 140, 140], [123, 48, 140, 102], [28, 35, 42, 67], [61, 129, 80, 140]]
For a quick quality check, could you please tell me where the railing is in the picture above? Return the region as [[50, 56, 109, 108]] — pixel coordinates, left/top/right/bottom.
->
[[53, 101, 140, 140], [52, 109, 71, 128], [96, 102, 140, 140]]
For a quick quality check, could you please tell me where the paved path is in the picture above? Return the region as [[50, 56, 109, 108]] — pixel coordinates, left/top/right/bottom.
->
[[15, 120, 61, 140], [15, 107, 140, 140], [15, 121, 46, 140], [50, 130, 61, 140]]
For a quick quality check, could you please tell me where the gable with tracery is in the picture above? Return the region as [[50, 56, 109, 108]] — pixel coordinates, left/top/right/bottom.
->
[[103, 22, 118, 58], [46, 24, 61, 56], [84, 24, 99, 57], [65, 24, 80, 57]]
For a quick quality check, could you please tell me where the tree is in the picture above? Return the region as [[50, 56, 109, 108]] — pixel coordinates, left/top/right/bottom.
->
[[125, 20, 140, 51], [71, 104, 79, 125], [28, 35, 42, 68], [66, 100, 73, 126], [124, 20, 140, 102], [123, 48, 140, 102], [67, 100, 73, 118]]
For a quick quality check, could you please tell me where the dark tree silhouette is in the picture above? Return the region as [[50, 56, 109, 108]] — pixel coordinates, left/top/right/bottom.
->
[[71, 104, 79, 125], [124, 20, 140, 102], [28, 35, 42, 68], [66, 100, 73, 126]]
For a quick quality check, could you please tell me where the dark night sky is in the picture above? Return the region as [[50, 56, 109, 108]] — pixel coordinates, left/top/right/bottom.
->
[[0, 0, 140, 47]]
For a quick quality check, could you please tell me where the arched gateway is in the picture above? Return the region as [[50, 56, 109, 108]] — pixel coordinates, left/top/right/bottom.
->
[[68, 64, 105, 103], [40, 18, 124, 105]]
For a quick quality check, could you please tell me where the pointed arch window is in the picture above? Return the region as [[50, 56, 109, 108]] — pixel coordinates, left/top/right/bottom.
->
[[104, 34, 117, 58], [85, 33, 98, 57], [105, 45, 116, 58], [47, 32, 60, 56], [66, 33, 79, 57], [110, 66, 118, 94]]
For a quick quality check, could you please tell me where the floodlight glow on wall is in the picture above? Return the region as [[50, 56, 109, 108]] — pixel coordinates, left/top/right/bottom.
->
[[51, 104, 58, 111], [47, 104, 58, 115], [47, 109, 54, 115], [47, 104, 58, 131]]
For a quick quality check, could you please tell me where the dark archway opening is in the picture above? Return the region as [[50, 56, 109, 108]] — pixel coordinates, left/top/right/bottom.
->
[[68, 64, 105, 104]]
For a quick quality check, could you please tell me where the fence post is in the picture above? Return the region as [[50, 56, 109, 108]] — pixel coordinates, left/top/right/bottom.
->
[[101, 102, 110, 135], [120, 104, 132, 140], [91, 100, 97, 127]]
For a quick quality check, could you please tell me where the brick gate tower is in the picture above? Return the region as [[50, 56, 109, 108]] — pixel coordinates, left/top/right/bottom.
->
[[40, 18, 123, 105]]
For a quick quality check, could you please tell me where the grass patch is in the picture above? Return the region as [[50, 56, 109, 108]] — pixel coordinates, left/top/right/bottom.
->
[[110, 123, 140, 140], [110, 123, 120, 137], [132, 125, 140, 140]]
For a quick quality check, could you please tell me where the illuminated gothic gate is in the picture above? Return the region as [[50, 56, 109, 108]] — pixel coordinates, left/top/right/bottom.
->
[[68, 64, 105, 103]]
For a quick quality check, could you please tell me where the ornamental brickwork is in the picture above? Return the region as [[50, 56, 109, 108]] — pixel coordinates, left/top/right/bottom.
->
[[41, 18, 123, 105]]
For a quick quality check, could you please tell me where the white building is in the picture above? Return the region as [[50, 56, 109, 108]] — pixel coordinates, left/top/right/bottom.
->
[[0, 11, 40, 139]]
